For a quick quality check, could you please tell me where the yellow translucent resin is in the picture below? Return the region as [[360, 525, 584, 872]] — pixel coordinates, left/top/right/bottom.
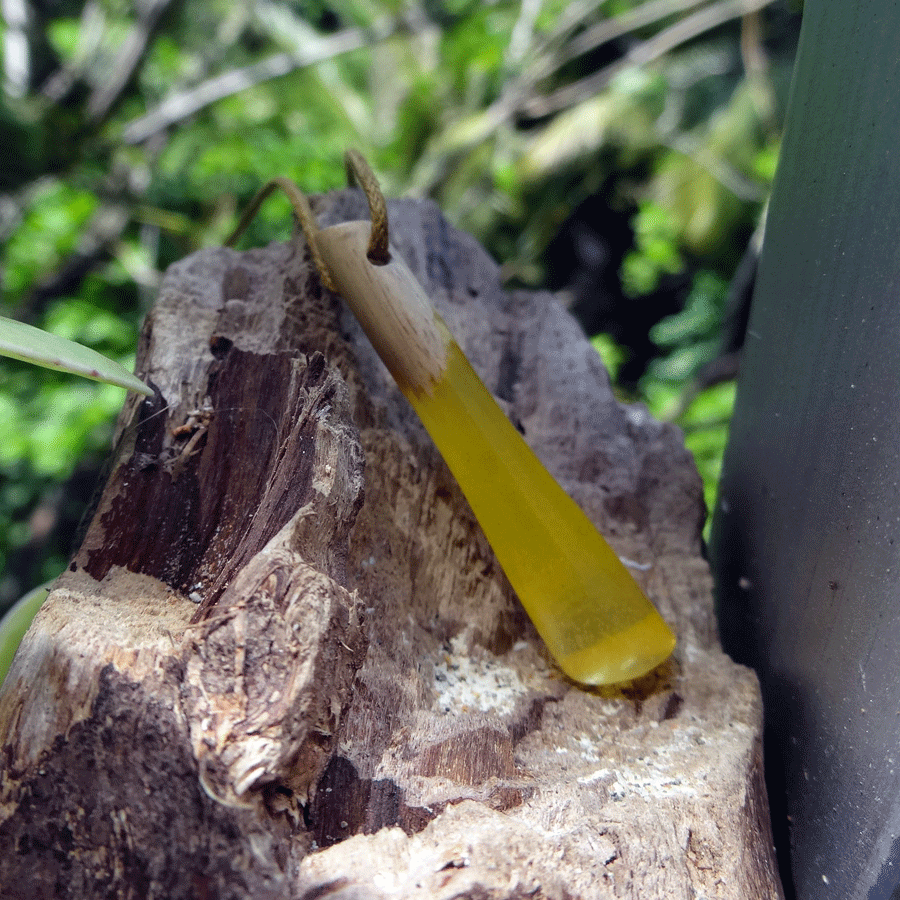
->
[[313, 219, 675, 685], [405, 333, 676, 685]]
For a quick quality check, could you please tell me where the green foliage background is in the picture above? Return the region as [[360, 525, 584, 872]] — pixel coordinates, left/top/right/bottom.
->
[[0, 0, 800, 612]]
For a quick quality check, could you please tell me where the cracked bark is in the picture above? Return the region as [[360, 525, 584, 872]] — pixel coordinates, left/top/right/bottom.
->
[[0, 193, 783, 899]]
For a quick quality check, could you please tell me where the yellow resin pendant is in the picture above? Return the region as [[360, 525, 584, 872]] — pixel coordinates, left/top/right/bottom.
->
[[315, 221, 675, 685]]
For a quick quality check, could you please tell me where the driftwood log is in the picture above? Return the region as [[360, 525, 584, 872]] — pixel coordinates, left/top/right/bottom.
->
[[0, 192, 783, 899]]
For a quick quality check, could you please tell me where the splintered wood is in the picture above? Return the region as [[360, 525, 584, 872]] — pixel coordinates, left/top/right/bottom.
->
[[0, 194, 783, 899]]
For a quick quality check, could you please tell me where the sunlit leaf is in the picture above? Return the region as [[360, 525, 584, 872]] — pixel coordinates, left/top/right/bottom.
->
[[0, 317, 152, 396]]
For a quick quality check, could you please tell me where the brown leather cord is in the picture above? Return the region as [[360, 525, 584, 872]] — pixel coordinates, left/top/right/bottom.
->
[[224, 150, 390, 292], [344, 149, 390, 265]]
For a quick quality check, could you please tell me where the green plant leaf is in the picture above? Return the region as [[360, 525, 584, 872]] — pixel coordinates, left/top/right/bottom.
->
[[0, 317, 153, 397], [0, 580, 52, 688]]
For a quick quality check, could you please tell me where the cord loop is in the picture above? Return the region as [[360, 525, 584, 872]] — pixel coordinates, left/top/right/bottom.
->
[[224, 150, 390, 293]]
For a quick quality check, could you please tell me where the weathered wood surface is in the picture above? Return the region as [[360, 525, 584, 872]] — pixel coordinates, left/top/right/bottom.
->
[[0, 192, 783, 899]]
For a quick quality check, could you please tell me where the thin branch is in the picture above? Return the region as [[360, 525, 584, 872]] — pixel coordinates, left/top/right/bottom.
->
[[412, 0, 771, 191], [122, 19, 395, 146], [508, 0, 544, 66], [39, 0, 105, 104], [2, 0, 31, 97], [662, 132, 769, 202], [524, 0, 776, 118], [561, 0, 713, 68], [740, 6, 768, 75], [513, 0, 709, 99], [87, 0, 181, 123], [528, 0, 604, 66]]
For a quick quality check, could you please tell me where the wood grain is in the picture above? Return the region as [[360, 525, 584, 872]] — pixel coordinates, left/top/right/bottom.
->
[[0, 193, 783, 899]]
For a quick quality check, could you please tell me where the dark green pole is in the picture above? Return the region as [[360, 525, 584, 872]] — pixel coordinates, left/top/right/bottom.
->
[[711, 3, 900, 899]]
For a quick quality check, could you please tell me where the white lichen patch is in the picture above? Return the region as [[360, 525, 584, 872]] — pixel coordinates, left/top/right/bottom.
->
[[575, 735, 602, 763], [578, 763, 697, 799], [431, 632, 546, 717]]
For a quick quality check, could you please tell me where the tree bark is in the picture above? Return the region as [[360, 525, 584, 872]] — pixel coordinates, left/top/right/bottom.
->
[[0, 192, 783, 899]]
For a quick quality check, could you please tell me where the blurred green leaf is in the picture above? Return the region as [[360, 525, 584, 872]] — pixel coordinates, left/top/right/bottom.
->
[[0, 581, 53, 688], [46, 18, 84, 62], [591, 333, 627, 384], [651, 270, 728, 347], [680, 381, 737, 536], [622, 201, 685, 295], [2, 181, 99, 301]]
